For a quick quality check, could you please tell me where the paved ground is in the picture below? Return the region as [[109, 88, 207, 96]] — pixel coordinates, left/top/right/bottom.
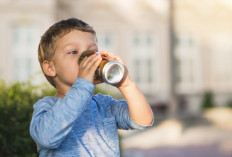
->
[[122, 144, 232, 157], [120, 108, 232, 157]]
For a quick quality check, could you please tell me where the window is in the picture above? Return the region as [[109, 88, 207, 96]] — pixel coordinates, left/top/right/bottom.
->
[[11, 25, 39, 82], [175, 34, 202, 93], [209, 34, 232, 91], [97, 31, 116, 53], [129, 31, 159, 92]]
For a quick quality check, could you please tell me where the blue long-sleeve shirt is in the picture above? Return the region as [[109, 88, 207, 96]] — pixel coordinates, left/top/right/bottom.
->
[[30, 78, 153, 157]]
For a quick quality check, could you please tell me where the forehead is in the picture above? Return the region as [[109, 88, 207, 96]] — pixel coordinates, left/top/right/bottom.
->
[[55, 29, 97, 49]]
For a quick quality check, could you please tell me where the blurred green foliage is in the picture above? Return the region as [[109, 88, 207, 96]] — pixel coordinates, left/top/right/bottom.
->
[[0, 80, 58, 156], [226, 99, 232, 108], [0, 80, 110, 156], [0, 80, 41, 156], [201, 91, 215, 109]]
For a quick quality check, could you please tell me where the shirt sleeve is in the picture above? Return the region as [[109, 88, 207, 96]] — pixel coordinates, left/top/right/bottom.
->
[[94, 94, 154, 130], [29, 78, 95, 149]]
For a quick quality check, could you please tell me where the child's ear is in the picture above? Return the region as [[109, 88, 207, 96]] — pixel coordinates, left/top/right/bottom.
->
[[42, 60, 56, 77]]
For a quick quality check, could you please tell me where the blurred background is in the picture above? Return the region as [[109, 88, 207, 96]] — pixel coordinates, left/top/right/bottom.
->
[[0, 0, 232, 156]]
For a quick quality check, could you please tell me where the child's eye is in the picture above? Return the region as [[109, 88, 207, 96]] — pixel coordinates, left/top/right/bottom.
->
[[69, 51, 78, 54]]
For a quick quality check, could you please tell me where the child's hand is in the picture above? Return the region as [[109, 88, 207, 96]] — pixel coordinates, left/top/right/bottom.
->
[[78, 53, 102, 84], [99, 50, 132, 88]]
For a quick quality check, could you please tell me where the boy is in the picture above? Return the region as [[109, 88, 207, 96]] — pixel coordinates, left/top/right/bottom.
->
[[30, 18, 154, 157]]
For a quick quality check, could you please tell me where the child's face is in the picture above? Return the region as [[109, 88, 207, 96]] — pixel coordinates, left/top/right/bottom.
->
[[52, 29, 98, 88]]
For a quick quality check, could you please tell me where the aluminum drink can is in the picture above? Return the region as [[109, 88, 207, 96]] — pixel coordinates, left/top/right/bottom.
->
[[79, 50, 125, 85]]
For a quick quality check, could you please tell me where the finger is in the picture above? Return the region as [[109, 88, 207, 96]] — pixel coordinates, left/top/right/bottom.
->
[[80, 53, 97, 68], [85, 55, 102, 70], [99, 50, 124, 63], [99, 50, 116, 59], [79, 56, 87, 67], [87, 57, 102, 82]]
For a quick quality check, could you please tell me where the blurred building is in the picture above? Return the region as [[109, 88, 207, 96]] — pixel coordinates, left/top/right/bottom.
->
[[0, 0, 232, 114], [0, 0, 56, 84], [174, 0, 232, 112]]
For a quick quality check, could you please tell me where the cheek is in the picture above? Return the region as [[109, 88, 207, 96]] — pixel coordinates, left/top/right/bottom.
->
[[72, 64, 79, 80], [70, 62, 79, 74]]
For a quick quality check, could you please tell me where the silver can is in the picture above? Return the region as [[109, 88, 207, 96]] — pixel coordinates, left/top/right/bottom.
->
[[79, 50, 125, 85]]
